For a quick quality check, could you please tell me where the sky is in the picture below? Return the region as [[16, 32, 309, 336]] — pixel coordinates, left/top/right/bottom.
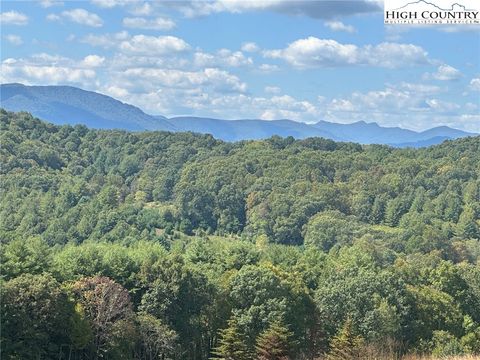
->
[[1, 0, 479, 132]]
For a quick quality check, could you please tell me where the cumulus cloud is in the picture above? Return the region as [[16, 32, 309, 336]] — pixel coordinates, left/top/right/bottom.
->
[[82, 55, 105, 67], [173, 0, 382, 19], [469, 78, 480, 91], [120, 67, 247, 93], [1, 56, 96, 86], [46, 14, 61, 21], [0, 11, 29, 25], [129, 2, 153, 16], [258, 64, 280, 73], [4, 34, 23, 46], [264, 37, 430, 69], [425, 64, 462, 81], [259, 95, 317, 120], [324, 20, 356, 33], [48, 8, 103, 27], [320, 82, 478, 131], [241, 42, 260, 52], [122, 16, 176, 30], [119, 35, 190, 55], [397, 82, 443, 94], [81, 31, 130, 48], [365, 42, 430, 68], [264, 37, 357, 68]]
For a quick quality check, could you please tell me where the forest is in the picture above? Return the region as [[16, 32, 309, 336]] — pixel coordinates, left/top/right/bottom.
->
[[1, 109, 480, 359]]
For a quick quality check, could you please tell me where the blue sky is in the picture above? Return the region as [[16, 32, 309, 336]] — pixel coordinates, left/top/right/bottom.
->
[[1, 0, 479, 131]]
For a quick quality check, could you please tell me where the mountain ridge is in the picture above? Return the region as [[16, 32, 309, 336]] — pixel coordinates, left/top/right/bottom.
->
[[1, 83, 475, 147], [0, 83, 176, 131]]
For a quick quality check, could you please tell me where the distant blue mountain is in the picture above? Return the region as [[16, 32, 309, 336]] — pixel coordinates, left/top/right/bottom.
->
[[169, 117, 339, 142], [312, 120, 473, 145], [0, 83, 175, 131], [1, 83, 475, 147], [393, 136, 454, 148], [169, 117, 474, 146]]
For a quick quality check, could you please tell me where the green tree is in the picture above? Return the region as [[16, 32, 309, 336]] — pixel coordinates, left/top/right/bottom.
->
[[326, 318, 364, 360], [1, 273, 74, 359], [303, 211, 358, 252], [1, 236, 51, 279], [212, 317, 252, 360]]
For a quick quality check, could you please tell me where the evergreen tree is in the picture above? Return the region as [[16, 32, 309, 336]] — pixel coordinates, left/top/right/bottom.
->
[[255, 319, 295, 360], [326, 318, 364, 360], [211, 317, 251, 360]]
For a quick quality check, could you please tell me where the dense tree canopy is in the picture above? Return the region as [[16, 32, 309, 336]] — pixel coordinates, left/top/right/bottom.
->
[[1, 110, 479, 359]]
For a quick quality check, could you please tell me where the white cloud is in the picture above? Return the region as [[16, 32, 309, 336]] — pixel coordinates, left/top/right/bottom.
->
[[130, 2, 153, 16], [469, 78, 480, 91], [103, 85, 130, 99], [81, 31, 129, 48], [211, 94, 318, 122], [364, 43, 430, 68], [265, 86, 281, 94], [398, 82, 443, 94], [0, 11, 28, 25], [122, 16, 176, 30], [119, 35, 190, 55], [324, 21, 356, 33], [425, 64, 462, 81], [64, 8, 103, 27], [120, 67, 247, 93], [48, 9, 103, 27], [82, 55, 105, 67], [258, 64, 280, 73], [241, 42, 260, 52], [78, 67, 477, 132], [1, 57, 96, 86], [264, 37, 358, 68], [260, 97, 317, 120], [320, 82, 478, 132], [264, 37, 430, 69], [46, 14, 61, 21], [194, 49, 253, 68], [4, 34, 23, 46], [425, 98, 460, 113]]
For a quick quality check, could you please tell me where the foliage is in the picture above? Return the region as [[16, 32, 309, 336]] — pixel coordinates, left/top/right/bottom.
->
[[1, 111, 480, 359], [211, 317, 252, 360]]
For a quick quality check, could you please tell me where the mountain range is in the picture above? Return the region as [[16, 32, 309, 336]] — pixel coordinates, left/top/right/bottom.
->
[[0, 83, 174, 131], [1, 83, 476, 147]]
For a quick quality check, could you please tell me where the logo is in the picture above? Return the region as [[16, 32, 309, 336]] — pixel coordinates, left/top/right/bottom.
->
[[384, 0, 480, 25]]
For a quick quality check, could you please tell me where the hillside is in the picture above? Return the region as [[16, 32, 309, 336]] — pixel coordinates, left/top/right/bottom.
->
[[1, 110, 480, 358], [0, 83, 175, 131]]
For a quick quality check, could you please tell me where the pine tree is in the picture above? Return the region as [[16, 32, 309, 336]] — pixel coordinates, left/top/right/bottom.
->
[[255, 320, 295, 360], [211, 317, 252, 360], [326, 318, 364, 360]]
